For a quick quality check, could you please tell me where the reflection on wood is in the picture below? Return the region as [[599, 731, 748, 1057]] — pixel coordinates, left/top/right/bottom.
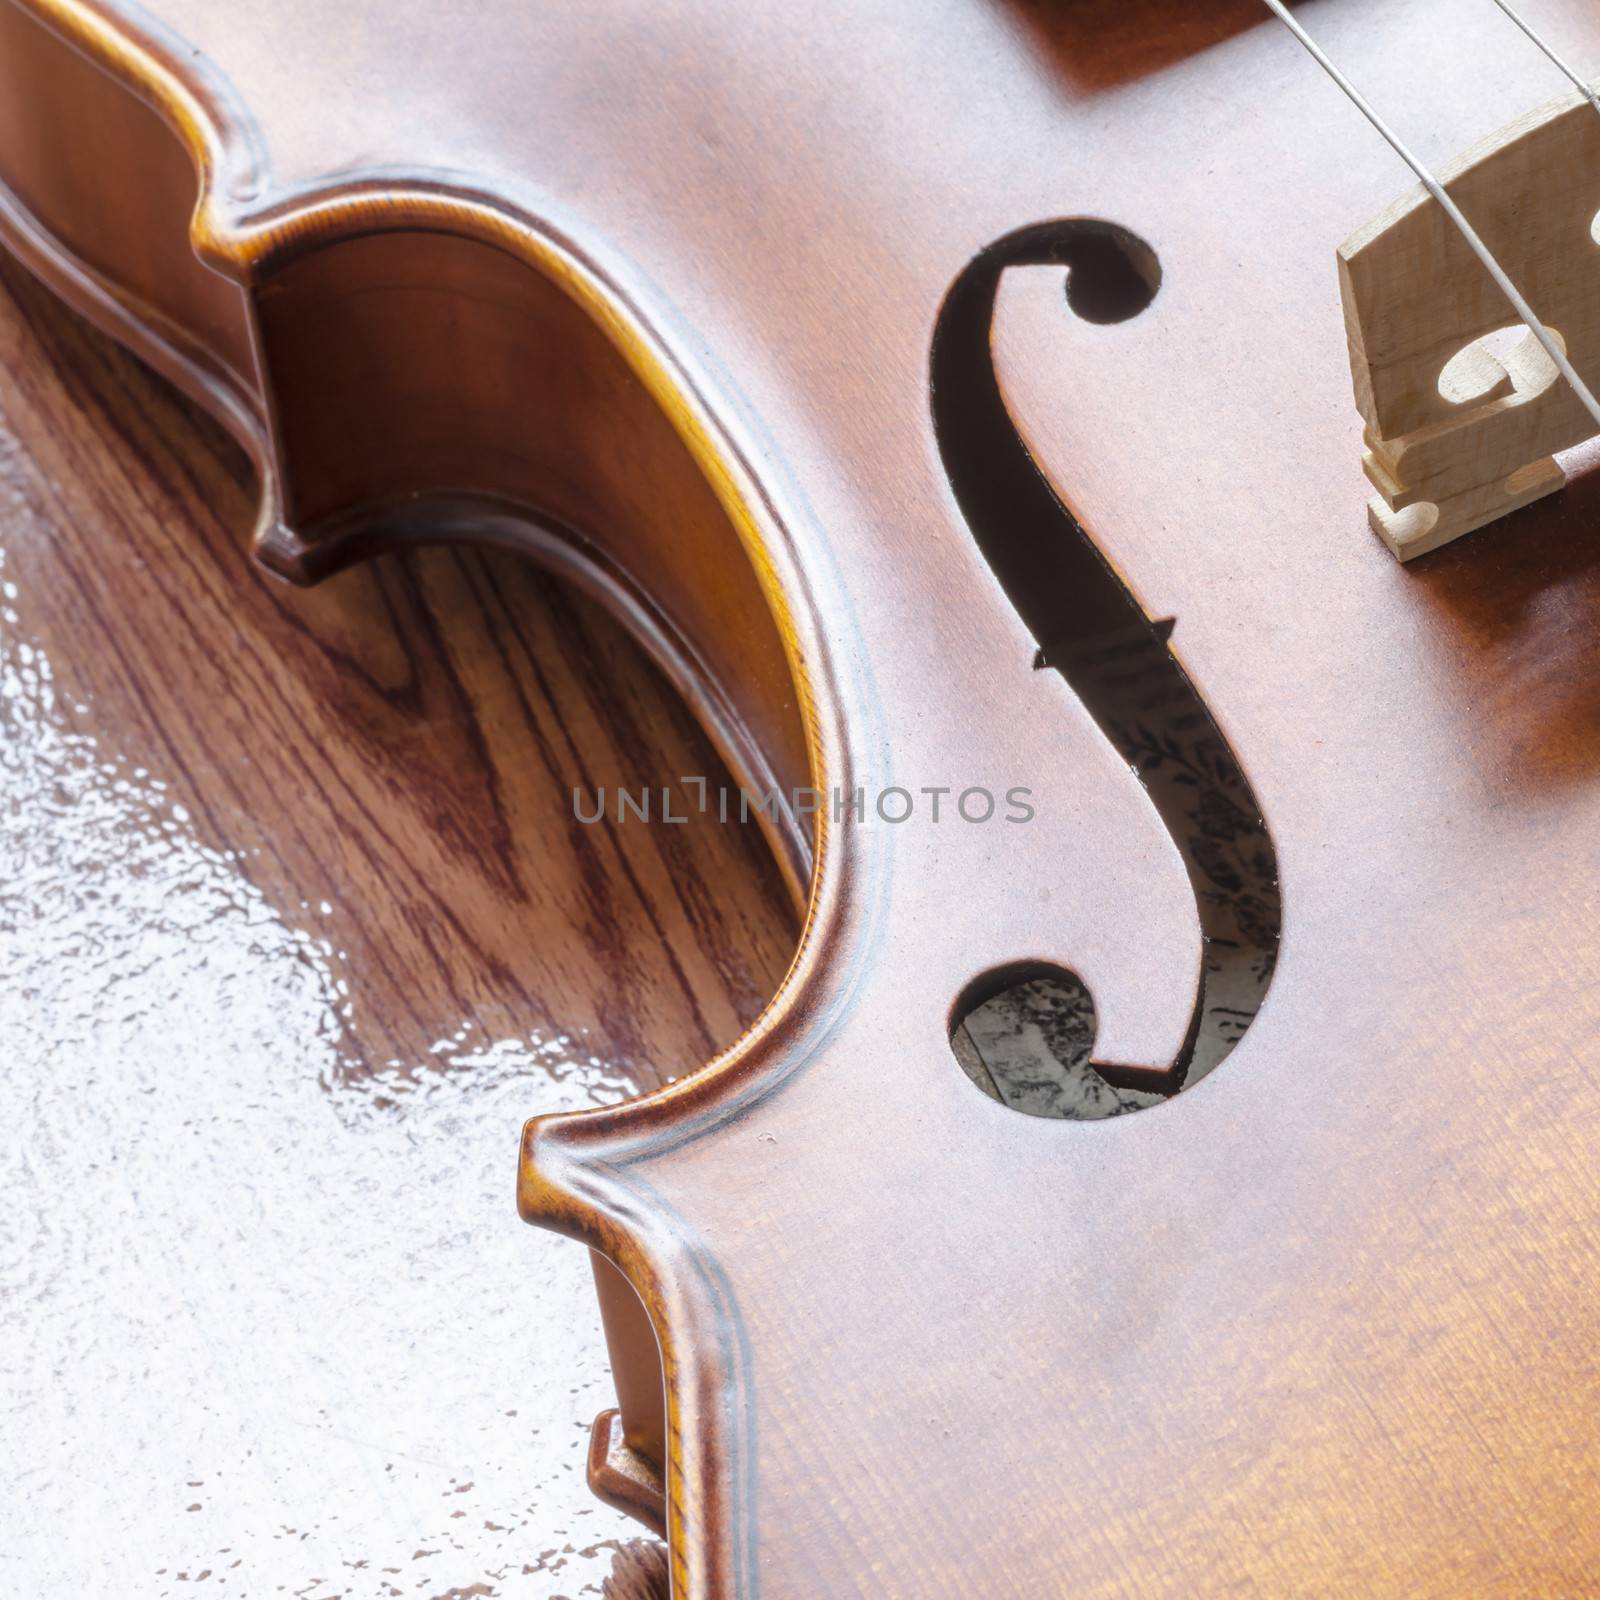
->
[[0, 248, 790, 1596]]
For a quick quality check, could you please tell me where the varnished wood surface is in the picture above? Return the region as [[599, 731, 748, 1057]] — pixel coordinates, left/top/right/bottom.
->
[[0, 249, 794, 1078], [0, 247, 783, 1595], [7, 1, 1600, 1596]]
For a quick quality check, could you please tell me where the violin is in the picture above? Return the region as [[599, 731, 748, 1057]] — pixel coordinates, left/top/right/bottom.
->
[[5, 0, 1600, 1592]]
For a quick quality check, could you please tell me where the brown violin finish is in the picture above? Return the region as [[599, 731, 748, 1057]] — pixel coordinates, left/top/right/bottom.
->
[[6, 0, 1600, 1594]]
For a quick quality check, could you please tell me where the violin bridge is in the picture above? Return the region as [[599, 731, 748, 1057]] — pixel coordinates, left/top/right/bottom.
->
[[1338, 88, 1600, 561]]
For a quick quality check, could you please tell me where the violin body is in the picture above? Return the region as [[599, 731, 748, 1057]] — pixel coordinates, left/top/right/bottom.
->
[[6, 0, 1600, 1593]]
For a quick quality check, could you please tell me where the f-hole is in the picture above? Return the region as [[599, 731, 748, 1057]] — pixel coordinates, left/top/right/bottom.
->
[[933, 220, 1280, 1118]]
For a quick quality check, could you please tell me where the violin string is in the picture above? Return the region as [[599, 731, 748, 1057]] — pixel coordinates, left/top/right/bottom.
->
[[1487, 0, 1600, 118], [1259, 0, 1600, 434]]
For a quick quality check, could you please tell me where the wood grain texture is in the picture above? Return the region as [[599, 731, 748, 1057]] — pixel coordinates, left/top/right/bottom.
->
[[1341, 88, 1600, 557], [0, 249, 795, 1083], [0, 244, 780, 1596], [7, 1, 1600, 1596]]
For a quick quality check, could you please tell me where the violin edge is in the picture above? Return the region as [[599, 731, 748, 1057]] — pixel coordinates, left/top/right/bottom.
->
[[2, 5, 855, 1591]]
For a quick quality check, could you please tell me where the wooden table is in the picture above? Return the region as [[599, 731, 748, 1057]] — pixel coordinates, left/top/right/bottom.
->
[[0, 249, 790, 1597]]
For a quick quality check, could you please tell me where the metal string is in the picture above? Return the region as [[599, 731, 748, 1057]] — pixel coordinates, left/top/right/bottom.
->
[[1488, 0, 1600, 118], [1260, 0, 1600, 433]]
